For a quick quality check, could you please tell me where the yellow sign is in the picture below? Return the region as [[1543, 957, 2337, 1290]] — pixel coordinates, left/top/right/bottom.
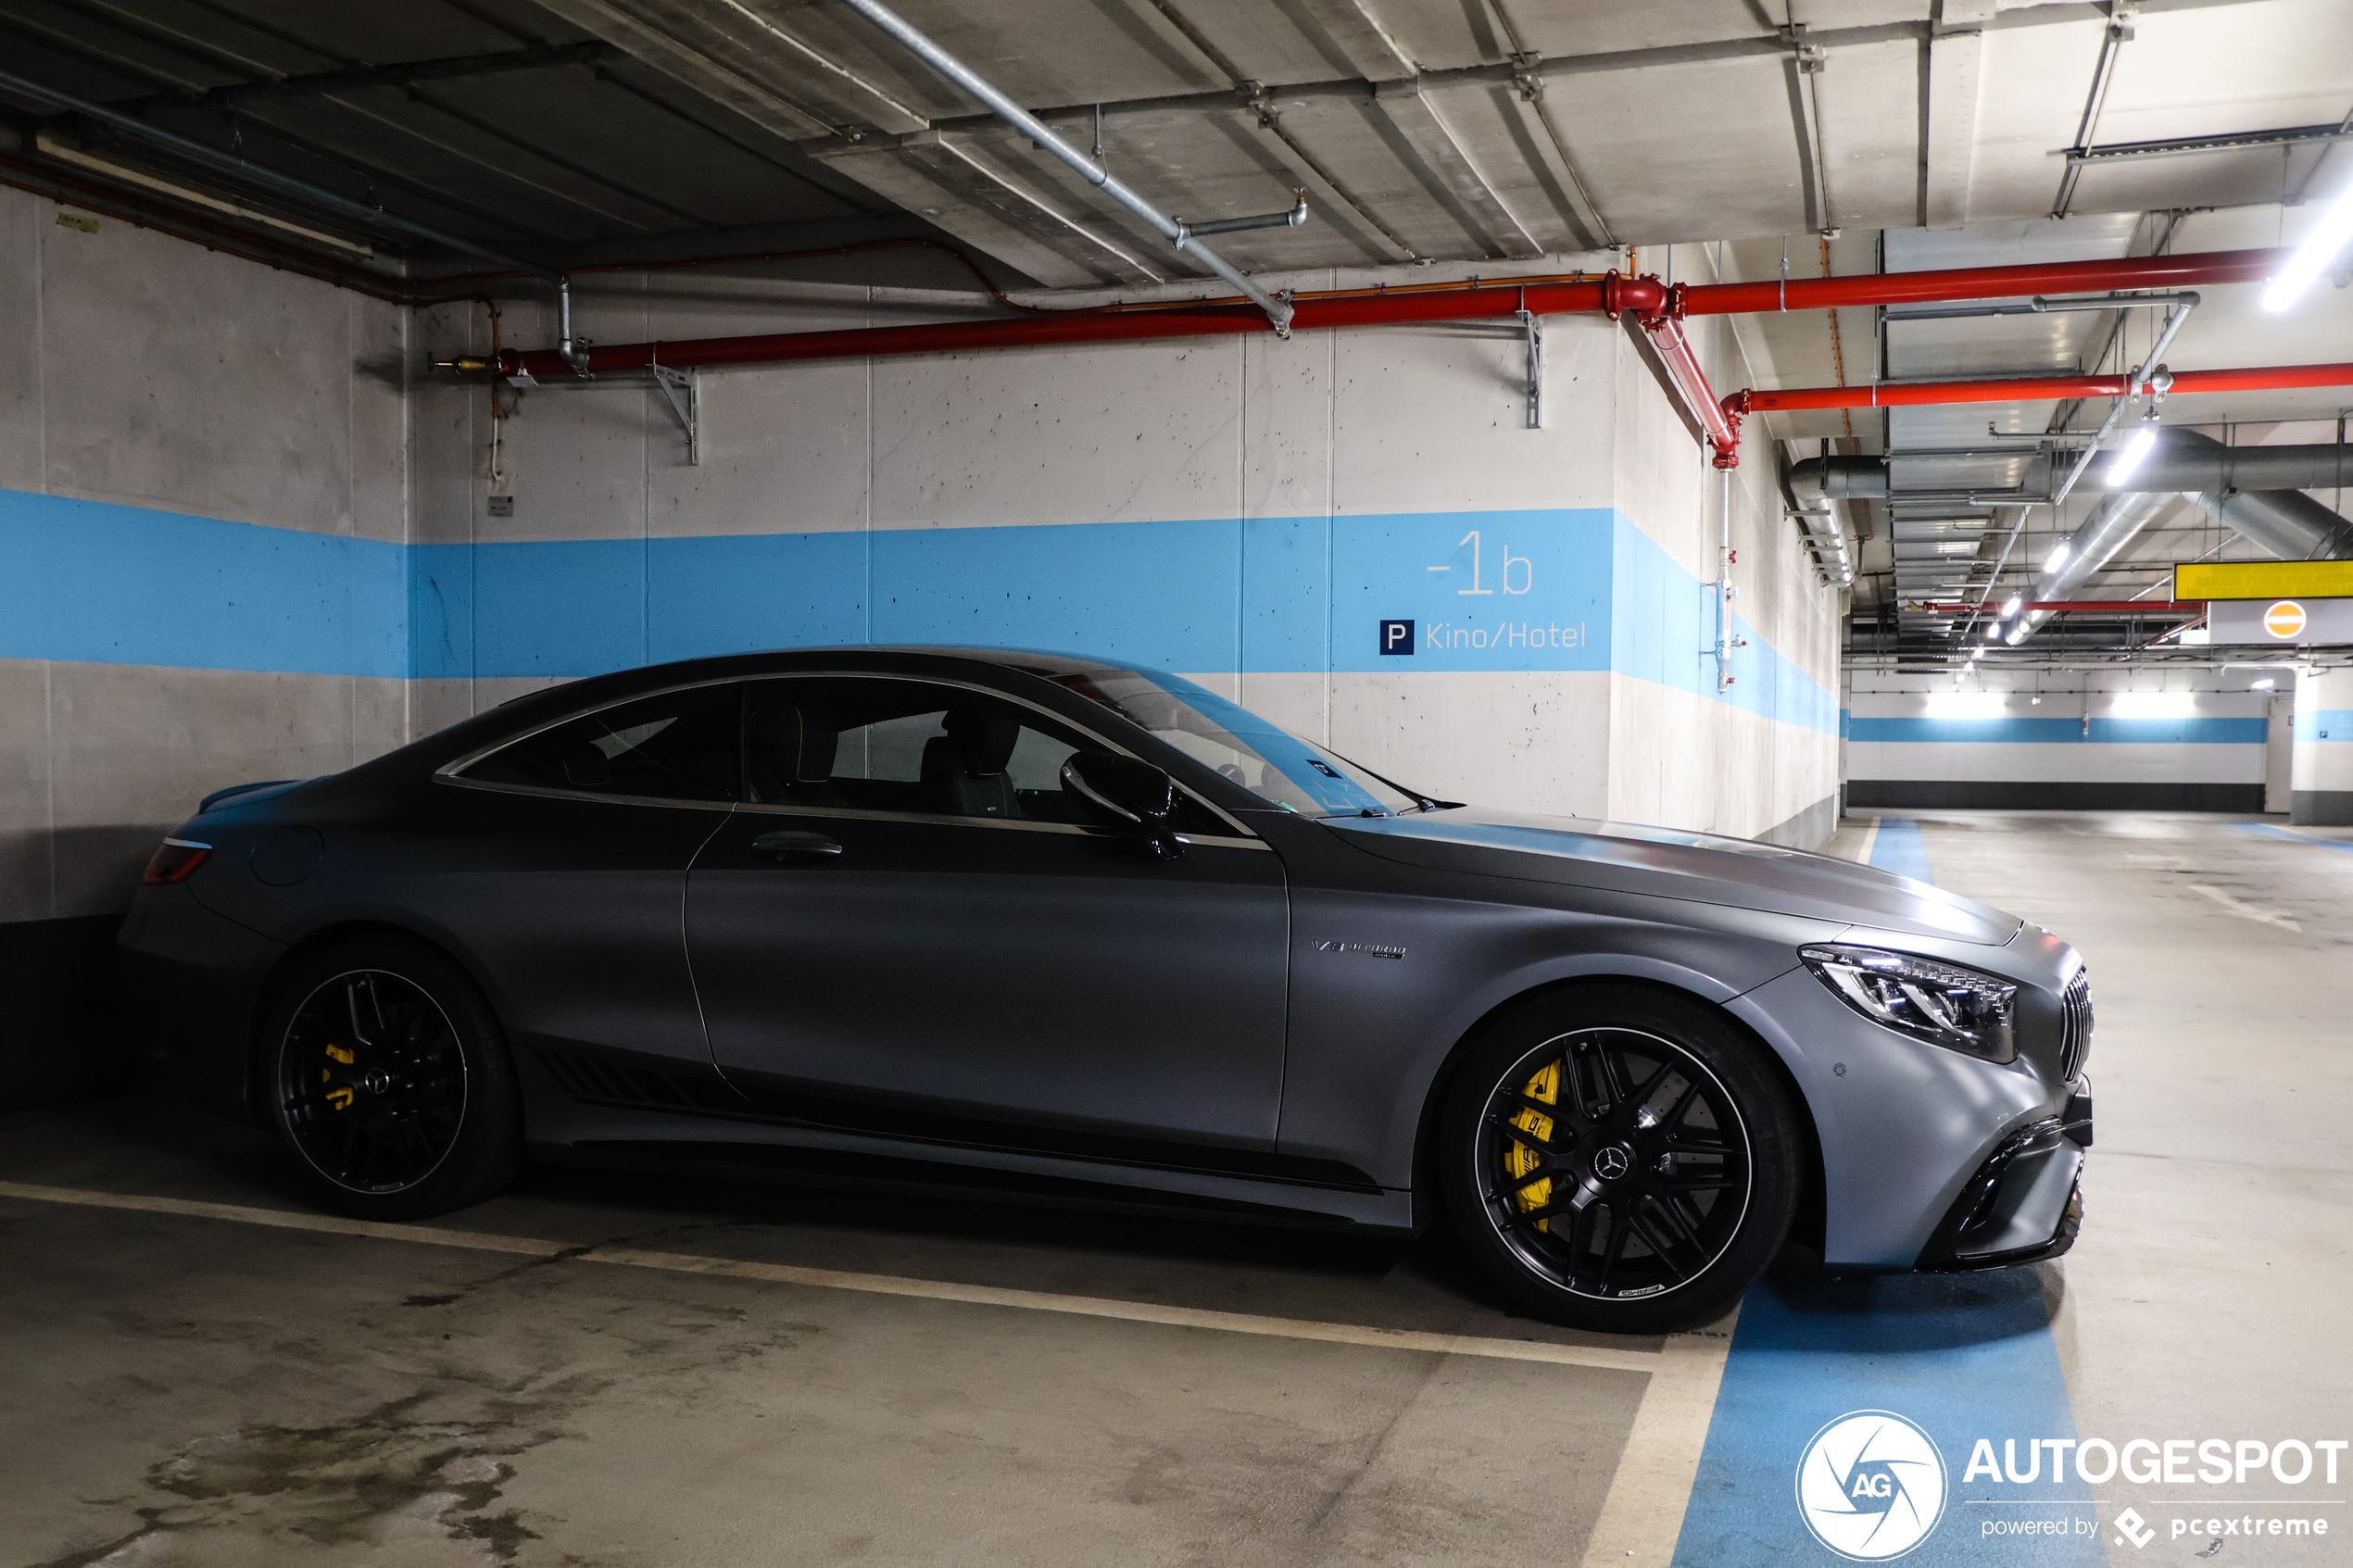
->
[[2265, 600, 2309, 637], [2174, 560, 2353, 600]]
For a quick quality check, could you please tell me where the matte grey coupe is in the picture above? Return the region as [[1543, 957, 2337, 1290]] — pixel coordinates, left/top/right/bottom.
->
[[121, 647, 2092, 1334]]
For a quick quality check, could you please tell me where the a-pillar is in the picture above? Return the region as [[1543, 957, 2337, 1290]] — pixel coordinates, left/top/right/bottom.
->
[[2289, 665, 2353, 825]]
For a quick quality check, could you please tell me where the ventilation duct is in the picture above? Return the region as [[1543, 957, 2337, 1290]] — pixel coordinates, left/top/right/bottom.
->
[[2005, 491, 2178, 646]]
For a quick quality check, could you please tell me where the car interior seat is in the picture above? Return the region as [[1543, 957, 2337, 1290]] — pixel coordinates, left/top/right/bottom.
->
[[921, 705, 1020, 817], [748, 701, 847, 807]]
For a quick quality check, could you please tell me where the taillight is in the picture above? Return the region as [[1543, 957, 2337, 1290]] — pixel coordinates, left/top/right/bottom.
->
[[142, 838, 211, 884]]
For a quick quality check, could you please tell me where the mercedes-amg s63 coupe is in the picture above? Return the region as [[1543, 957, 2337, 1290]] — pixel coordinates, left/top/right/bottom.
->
[[120, 646, 2092, 1333]]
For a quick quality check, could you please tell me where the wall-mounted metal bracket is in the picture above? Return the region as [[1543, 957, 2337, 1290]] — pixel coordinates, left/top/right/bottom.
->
[[1517, 301, 1542, 429], [651, 363, 699, 465]]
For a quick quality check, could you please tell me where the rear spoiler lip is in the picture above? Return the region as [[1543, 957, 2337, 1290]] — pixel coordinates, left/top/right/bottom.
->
[[196, 778, 304, 814]]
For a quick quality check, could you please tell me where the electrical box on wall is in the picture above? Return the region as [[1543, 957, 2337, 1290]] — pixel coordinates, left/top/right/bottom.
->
[[486, 495, 514, 519]]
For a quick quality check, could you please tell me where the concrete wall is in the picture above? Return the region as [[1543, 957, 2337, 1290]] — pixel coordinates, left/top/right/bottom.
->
[[1845, 666, 2277, 811], [1, 212, 1843, 1108], [409, 248, 1841, 843], [2291, 664, 2353, 824], [0, 188, 409, 1107]]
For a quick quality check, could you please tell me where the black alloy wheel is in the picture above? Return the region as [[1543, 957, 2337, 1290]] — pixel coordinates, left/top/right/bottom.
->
[[263, 935, 522, 1221], [1440, 984, 1801, 1334]]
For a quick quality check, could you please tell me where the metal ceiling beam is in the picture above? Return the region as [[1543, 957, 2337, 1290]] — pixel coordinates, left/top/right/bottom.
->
[[1368, 76, 1541, 259], [1137, 0, 1417, 263], [835, 0, 1287, 322], [532, 0, 839, 139], [2070, 121, 2353, 165], [2051, 1, 2136, 218], [1920, 1, 1992, 229]]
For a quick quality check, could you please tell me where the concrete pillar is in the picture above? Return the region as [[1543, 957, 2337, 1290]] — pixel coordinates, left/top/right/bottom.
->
[[2289, 666, 2353, 824]]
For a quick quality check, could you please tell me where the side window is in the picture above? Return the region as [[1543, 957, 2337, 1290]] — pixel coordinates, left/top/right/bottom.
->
[[745, 677, 1223, 832], [462, 684, 741, 803]]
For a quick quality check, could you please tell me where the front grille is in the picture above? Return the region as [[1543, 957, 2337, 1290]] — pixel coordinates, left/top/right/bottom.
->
[[2057, 968, 2094, 1080]]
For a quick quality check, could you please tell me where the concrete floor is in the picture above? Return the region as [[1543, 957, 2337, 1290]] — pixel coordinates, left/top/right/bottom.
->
[[4, 811, 2348, 1567]]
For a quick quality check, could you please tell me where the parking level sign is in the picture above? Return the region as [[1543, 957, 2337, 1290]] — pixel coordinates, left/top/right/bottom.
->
[[1379, 619, 1415, 656]]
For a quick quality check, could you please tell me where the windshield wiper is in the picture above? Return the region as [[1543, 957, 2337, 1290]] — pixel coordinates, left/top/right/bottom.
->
[[1330, 751, 1457, 814]]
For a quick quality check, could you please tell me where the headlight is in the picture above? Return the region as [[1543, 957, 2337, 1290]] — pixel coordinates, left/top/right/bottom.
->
[[1799, 944, 2018, 1063]]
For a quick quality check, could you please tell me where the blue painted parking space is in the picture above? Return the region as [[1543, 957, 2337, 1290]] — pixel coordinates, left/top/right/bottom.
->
[[1669, 821, 2101, 1565]]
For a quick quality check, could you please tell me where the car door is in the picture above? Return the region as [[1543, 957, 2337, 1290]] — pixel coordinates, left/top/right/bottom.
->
[[685, 672, 1291, 1174], [422, 680, 740, 1089]]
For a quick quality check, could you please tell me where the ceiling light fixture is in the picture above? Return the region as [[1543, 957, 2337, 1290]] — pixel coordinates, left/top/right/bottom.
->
[[2263, 178, 2353, 311], [2251, 677, 2276, 691], [2000, 594, 2023, 619], [2104, 418, 2160, 483]]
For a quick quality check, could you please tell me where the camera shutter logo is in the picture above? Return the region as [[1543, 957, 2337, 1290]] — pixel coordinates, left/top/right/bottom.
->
[[1794, 1411, 1948, 1561]]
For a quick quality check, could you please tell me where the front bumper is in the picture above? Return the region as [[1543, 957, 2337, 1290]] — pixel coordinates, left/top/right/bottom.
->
[[1730, 965, 2088, 1269], [1918, 1082, 2092, 1270]]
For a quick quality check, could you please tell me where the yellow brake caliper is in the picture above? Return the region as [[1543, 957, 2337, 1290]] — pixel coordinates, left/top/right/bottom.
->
[[1506, 1060, 1561, 1232], [323, 1043, 356, 1110]]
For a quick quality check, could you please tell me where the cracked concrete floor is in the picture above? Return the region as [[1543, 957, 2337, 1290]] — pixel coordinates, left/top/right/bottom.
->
[[0, 1103, 1644, 1568]]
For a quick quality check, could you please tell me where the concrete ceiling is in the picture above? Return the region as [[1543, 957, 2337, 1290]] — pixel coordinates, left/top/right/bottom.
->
[[0, 0, 2347, 661], [0, 0, 2345, 282]]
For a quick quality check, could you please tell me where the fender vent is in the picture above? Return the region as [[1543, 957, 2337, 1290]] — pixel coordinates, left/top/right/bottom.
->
[[535, 1049, 747, 1114]]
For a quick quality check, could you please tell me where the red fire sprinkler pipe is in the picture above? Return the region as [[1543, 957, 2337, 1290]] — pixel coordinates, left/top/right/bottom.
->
[[1726, 360, 2353, 417], [1601, 278, 1743, 467], [488, 245, 2299, 470], [1677, 246, 2284, 316]]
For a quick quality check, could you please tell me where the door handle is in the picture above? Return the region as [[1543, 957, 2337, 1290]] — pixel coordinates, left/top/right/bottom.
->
[[751, 830, 844, 862]]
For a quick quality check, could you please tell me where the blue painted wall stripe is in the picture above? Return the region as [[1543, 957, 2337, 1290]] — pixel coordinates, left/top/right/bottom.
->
[[1850, 716, 2268, 745], [0, 489, 407, 678], [12, 487, 1841, 736], [2292, 709, 2353, 741], [1672, 822, 2098, 1567]]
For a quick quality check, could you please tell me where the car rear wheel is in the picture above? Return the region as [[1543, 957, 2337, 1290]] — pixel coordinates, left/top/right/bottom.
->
[[262, 935, 522, 1221], [1439, 984, 1801, 1335]]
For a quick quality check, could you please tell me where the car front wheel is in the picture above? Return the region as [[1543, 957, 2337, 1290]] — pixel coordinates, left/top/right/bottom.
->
[[1439, 984, 1801, 1335], [262, 935, 522, 1221]]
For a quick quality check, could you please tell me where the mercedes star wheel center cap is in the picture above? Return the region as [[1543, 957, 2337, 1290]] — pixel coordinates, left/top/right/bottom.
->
[[1592, 1144, 1633, 1182]]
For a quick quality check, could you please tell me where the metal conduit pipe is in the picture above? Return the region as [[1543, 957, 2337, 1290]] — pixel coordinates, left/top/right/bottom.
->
[[834, 0, 1298, 334], [0, 67, 560, 281], [2005, 491, 2177, 645], [2043, 294, 2197, 512]]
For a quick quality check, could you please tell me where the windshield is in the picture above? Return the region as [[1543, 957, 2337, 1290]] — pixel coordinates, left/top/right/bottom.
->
[[1050, 668, 1424, 818]]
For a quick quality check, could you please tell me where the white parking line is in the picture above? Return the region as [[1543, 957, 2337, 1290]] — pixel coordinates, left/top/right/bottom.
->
[[0, 1179, 1673, 1374], [1577, 1313, 1738, 1567]]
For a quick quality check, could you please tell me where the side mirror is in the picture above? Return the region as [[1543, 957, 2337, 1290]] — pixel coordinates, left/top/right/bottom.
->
[[1061, 752, 1185, 859]]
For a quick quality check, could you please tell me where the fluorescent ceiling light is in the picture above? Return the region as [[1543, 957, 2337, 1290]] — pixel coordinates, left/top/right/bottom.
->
[[1926, 692, 2005, 718], [2105, 424, 2158, 483], [2263, 179, 2353, 311], [2043, 539, 2071, 574], [1984, 621, 2001, 639], [2250, 677, 2276, 691], [2110, 692, 2196, 718], [1999, 594, 2023, 618]]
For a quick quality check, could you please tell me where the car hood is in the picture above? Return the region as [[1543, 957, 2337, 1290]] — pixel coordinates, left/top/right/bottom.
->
[[1327, 807, 2020, 946]]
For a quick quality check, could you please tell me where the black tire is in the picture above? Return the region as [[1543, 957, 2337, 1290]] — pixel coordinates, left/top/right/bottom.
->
[[1438, 983, 1801, 1335], [259, 935, 522, 1221]]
